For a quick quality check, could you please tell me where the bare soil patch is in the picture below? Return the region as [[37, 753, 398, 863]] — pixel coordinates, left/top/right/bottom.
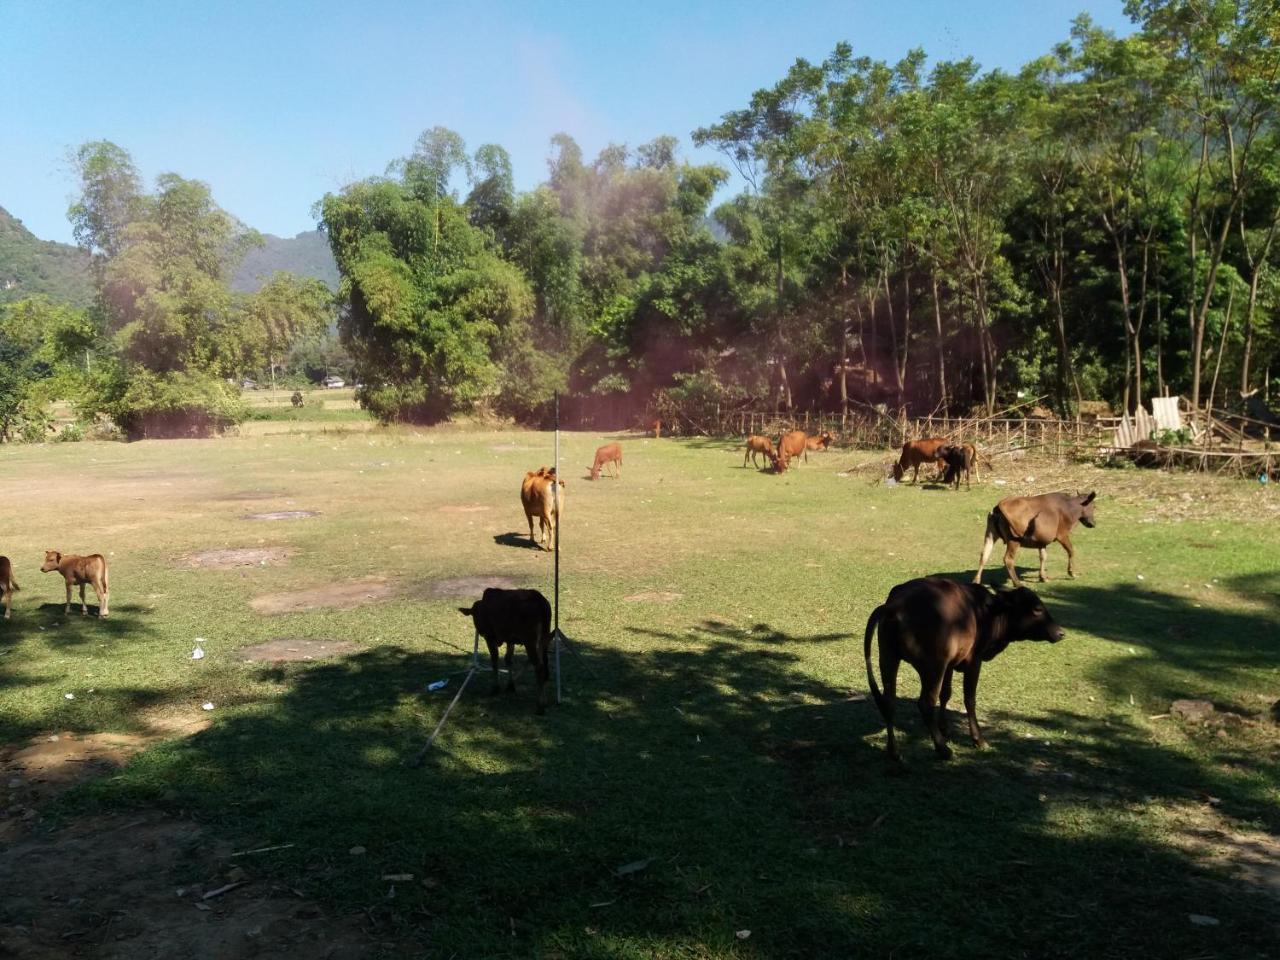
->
[[416, 575, 522, 599], [236, 638, 361, 662], [250, 577, 397, 615], [244, 510, 318, 521], [218, 490, 291, 502], [0, 812, 403, 960], [624, 591, 683, 603], [176, 547, 294, 569], [437, 504, 491, 513], [1168, 803, 1280, 903]]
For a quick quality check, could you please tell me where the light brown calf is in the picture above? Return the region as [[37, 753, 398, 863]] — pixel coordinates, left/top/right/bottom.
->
[[589, 442, 622, 480], [0, 556, 18, 620], [520, 467, 565, 552], [743, 435, 778, 469], [805, 431, 833, 452], [41, 550, 110, 618], [974, 491, 1097, 586]]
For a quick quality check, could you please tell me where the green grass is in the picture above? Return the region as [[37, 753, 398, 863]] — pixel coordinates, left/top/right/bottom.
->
[[1, 428, 1278, 958]]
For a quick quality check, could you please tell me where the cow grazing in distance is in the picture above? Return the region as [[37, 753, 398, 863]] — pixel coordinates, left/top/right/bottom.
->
[[459, 588, 553, 714], [777, 430, 810, 470], [863, 577, 1063, 761], [650, 419, 662, 438], [41, 550, 110, 618], [892, 437, 949, 483], [974, 491, 1097, 586], [805, 431, 833, 452], [936, 444, 973, 490], [520, 467, 565, 552], [0, 556, 18, 620], [743, 435, 778, 469], [589, 442, 623, 480]]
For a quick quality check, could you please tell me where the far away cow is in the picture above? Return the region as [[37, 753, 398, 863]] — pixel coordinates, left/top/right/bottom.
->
[[892, 437, 949, 483], [743, 435, 778, 469], [937, 443, 977, 490], [0, 556, 17, 620], [520, 468, 565, 552], [459, 587, 553, 714], [805, 431, 833, 452], [974, 491, 1097, 586], [589, 442, 622, 480], [41, 550, 110, 618], [776, 430, 810, 470], [863, 577, 1063, 761]]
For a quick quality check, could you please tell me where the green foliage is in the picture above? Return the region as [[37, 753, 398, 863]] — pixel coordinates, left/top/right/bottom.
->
[[0, 297, 95, 442], [0, 208, 93, 307]]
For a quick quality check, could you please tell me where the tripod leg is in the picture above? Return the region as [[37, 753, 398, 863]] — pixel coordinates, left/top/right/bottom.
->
[[410, 666, 477, 766]]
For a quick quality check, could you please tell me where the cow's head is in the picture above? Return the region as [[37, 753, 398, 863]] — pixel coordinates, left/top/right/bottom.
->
[[771, 450, 787, 473], [1078, 491, 1097, 528], [40, 550, 62, 572], [891, 461, 905, 482], [1000, 586, 1064, 643]]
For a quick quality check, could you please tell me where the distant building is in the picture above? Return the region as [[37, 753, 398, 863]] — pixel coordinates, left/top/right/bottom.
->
[[322, 376, 345, 389]]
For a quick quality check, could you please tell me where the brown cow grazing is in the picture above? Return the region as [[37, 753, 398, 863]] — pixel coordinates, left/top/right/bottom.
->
[[589, 442, 622, 480], [776, 430, 809, 470], [520, 467, 565, 552], [743, 435, 778, 469], [459, 588, 553, 714], [41, 551, 110, 618], [650, 419, 662, 438], [804, 431, 833, 452], [864, 577, 1063, 761], [891, 437, 949, 483], [0, 556, 18, 620], [974, 491, 1097, 586]]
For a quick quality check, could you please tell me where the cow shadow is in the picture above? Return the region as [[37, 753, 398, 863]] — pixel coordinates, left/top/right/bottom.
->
[[493, 531, 543, 551]]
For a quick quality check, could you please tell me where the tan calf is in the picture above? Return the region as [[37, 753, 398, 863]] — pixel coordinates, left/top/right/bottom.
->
[[41, 550, 110, 618], [0, 556, 18, 620], [520, 468, 565, 552], [743, 435, 778, 469], [589, 442, 622, 480]]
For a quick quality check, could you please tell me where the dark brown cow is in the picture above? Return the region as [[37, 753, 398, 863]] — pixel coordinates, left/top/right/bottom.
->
[[863, 577, 1063, 761], [892, 437, 949, 483], [459, 588, 553, 714], [743, 435, 778, 469], [974, 491, 1097, 586], [589, 442, 622, 480], [776, 430, 809, 470], [0, 556, 18, 620], [41, 550, 109, 618], [936, 444, 974, 490]]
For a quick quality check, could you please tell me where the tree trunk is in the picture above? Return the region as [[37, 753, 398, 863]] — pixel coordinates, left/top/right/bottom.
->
[[1207, 281, 1235, 417], [882, 266, 903, 403], [931, 268, 948, 416]]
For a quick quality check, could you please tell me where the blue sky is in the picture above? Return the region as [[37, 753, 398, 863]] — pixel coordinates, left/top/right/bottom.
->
[[1, 0, 1133, 244]]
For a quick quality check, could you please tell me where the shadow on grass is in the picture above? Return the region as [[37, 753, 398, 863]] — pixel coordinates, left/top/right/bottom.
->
[[59, 609, 1280, 958], [492, 531, 543, 551]]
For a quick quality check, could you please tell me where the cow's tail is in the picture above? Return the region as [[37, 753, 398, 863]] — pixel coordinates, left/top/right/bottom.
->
[[863, 604, 888, 721]]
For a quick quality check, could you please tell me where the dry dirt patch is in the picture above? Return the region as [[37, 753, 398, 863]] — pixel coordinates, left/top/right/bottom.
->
[[250, 577, 397, 615], [244, 510, 318, 521], [437, 504, 491, 513], [625, 591, 683, 603], [218, 490, 291, 502], [176, 547, 294, 569], [236, 638, 361, 662], [0, 812, 399, 960]]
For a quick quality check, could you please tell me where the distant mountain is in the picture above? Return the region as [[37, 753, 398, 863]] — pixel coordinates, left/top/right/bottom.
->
[[0, 207, 93, 307], [232, 229, 339, 293]]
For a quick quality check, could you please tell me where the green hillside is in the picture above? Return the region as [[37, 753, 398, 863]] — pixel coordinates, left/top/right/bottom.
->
[[0, 206, 93, 306], [231, 228, 338, 292]]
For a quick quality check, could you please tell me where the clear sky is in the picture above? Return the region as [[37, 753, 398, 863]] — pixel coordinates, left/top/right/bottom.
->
[[1, 0, 1134, 244]]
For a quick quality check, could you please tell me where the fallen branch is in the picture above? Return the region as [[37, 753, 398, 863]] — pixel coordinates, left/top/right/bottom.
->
[[202, 881, 247, 900], [231, 843, 294, 857]]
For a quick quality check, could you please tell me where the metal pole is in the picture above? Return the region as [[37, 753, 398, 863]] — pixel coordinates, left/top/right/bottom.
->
[[554, 392, 562, 705]]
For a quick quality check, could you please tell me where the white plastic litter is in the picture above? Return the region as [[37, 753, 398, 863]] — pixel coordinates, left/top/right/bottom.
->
[[427, 679, 449, 692], [191, 646, 205, 660], [202, 702, 215, 711], [64, 693, 75, 700]]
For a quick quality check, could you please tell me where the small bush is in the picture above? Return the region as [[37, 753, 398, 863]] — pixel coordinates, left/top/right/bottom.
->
[[53, 422, 84, 443]]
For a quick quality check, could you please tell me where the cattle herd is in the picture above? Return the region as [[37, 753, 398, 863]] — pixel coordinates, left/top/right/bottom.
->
[[0, 427, 1098, 764]]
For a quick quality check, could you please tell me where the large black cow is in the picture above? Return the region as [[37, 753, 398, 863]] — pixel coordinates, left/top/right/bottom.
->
[[459, 588, 553, 714], [863, 577, 1063, 761]]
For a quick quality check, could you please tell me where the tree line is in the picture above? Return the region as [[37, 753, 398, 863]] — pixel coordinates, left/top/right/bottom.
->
[[2, 0, 1277, 439]]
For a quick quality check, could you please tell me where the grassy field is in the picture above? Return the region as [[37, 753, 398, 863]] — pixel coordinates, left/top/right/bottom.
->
[[0, 426, 1278, 958]]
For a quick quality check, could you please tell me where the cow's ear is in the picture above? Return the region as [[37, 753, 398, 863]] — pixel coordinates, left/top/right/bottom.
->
[[458, 606, 473, 617], [1082, 490, 1096, 505]]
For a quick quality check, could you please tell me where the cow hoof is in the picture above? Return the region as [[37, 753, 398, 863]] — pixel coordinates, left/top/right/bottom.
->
[[1038, 575, 1049, 583], [1068, 572, 1078, 580]]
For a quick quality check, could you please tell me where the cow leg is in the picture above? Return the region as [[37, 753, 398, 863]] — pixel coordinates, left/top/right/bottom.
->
[[80, 583, 88, 616], [963, 665, 986, 748], [878, 649, 902, 763], [911, 463, 921, 484], [917, 669, 952, 760], [1002, 542, 1023, 587], [2, 586, 9, 620], [937, 667, 955, 740], [505, 644, 516, 693], [64, 579, 72, 615], [1060, 533, 1077, 578], [1037, 547, 1049, 582], [93, 579, 108, 618], [487, 640, 501, 695], [974, 528, 997, 584], [527, 514, 537, 546]]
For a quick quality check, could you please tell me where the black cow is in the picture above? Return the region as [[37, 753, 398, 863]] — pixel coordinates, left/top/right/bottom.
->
[[863, 577, 1063, 761], [459, 588, 553, 714]]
